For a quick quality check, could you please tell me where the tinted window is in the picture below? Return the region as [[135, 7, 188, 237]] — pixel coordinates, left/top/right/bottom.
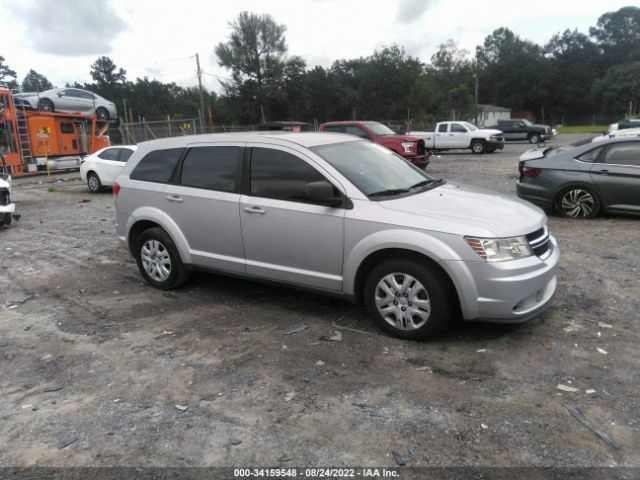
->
[[60, 123, 74, 134], [604, 142, 640, 166], [180, 146, 240, 192], [98, 148, 120, 161], [451, 123, 467, 133], [250, 148, 328, 202], [77, 90, 94, 99], [323, 125, 346, 133], [64, 89, 80, 98], [345, 126, 369, 138], [577, 146, 603, 162], [130, 148, 183, 183], [119, 149, 134, 162], [438, 124, 448, 133]]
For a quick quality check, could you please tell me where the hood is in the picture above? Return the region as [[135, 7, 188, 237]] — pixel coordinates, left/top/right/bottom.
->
[[379, 183, 546, 238], [379, 134, 422, 142]]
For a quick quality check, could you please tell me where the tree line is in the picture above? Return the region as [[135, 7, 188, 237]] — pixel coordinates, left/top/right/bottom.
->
[[1, 6, 639, 127]]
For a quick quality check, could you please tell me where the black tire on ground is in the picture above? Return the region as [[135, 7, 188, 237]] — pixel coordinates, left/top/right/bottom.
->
[[87, 172, 103, 193], [38, 98, 54, 112], [486, 147, 497, 153], [528, 133, 541, 144], [363, 258, 455, 340], [134, 227, 189, 290], [0, 213, 11, 226], [554, 186, 601, 219], [96, 107, 110, 121], [471, 140, 486, 154]]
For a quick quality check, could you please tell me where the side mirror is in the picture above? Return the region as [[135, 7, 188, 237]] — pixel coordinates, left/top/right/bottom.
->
[[303, 181, 343, 207], [57, 92, 64, 97]]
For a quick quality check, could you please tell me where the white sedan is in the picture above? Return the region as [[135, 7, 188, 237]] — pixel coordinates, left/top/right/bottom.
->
[[80, 146, 137, 193]]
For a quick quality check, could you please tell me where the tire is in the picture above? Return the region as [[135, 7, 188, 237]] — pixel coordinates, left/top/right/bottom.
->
[[528, 133, 541, 144], [471, 140, 485, 154], [134, 227, 189, 290], [38, 98, 54, 112], [554, 186, 601, 219], [0, 213, 11, 226], [486, 147, 497, 154], [96, 107, 110, 121], [87, 172, 103, 193], [363, 258, 454, 340]]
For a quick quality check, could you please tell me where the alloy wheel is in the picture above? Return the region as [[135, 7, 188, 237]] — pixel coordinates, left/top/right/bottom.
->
[[560, 189, 595, 218]]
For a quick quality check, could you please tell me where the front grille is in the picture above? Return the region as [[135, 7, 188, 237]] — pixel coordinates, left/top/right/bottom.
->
[[0, 188, 9, 207], [496, 134, 504, 141], [416, 139, 426, 156], [526, 226, 551, 259]]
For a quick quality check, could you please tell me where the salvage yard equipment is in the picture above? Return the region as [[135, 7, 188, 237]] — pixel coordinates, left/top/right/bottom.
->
[[0, 84, 110, 176]]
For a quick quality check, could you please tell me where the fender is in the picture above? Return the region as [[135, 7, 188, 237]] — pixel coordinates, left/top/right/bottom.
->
[[126, 206, 192, 264], [342, 229, 463, 295]]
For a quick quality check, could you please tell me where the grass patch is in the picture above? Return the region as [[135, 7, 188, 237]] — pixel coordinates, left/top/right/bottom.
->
[[557, 125, 608, 134], [46, 186, 56, 192]]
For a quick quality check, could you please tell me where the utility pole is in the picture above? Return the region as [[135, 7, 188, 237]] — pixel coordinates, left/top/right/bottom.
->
[[195, 53, 206, 134], [473, 73, 479, 125]]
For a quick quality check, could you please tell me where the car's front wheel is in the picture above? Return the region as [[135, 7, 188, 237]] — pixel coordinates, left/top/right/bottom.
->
[[528, 133, 541, 144], [471, 140, 485, 154], [363, 258, 454, 340], [96, 107, 110, 121], [555, 186, 601, 219], [134, 227, 189, 289]]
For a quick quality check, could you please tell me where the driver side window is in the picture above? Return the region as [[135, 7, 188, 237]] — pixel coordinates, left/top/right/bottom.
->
[[451, 123, 467, 133], [250, 148, 334, 203]]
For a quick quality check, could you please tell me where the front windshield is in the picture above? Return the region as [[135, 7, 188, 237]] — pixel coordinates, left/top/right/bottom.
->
[[311, 140, 441, 197], [364, 122, 396, 136], [461, 122, 478, 131]]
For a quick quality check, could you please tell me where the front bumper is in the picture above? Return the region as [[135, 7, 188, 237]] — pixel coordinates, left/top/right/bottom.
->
[[405, 154, 429, 169], [487, 139, 505, 150], [441, 235, 560, 323], [516, 180, 554, 209], [541, 129, 558, 140]]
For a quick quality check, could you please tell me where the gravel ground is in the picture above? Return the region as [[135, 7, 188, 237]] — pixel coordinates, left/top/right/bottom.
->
[[1, 135, 639, 471]]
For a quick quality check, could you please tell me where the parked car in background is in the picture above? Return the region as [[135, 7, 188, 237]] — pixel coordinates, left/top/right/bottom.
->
[[114, 132, 559, 340], [497, 119, 557, 144], [80, 145, 137, 192], [319, 121, 429, 169], [15, 88, 117, 122], [0, 154, 20, 226], [408, 121, 504, 154], [591, 128, 640, 143], [608, 118, 640, 133], [517, 137, 640, 218]]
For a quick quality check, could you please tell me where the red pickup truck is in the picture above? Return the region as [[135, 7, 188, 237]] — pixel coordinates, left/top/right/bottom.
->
[[319, 121, 429, 169]]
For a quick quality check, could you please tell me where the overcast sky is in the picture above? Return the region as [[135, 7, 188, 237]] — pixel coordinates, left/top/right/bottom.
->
[[0, 0, 633, 92]]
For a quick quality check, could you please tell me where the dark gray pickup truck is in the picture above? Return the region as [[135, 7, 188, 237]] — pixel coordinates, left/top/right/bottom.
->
[[497, 119, 557, 144]]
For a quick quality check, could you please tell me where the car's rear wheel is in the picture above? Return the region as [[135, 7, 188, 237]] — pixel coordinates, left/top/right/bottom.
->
[[555, 186, 601, 219], [87, 172, 103, 193], [471, 140, 485, 154], [528, 133, 541, 144], [363, 258, 454, 340], [38, 98, 54, 112], [134, 227, 189, 290], [96, 107, 110, 121]]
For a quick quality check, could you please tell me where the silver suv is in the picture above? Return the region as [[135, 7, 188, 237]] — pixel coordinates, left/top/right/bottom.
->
[[114, 132, 560, 340]]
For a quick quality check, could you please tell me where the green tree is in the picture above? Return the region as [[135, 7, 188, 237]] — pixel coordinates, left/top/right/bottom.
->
[[429, 40, 475, 119], [215, 11, 291, 122], [0, 55, 17, 88], [592, 62, 640, 116], [90, 56, 126, 86], [590, 6, 640, 66], [21, 69, 53, 92]]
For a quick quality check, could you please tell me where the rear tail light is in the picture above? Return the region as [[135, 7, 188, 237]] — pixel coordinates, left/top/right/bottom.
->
[[522, 166, 542, 178], [113, 181, 120, 198]]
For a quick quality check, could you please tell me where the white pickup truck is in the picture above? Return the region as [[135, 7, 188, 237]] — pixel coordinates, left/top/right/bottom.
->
[[409, 121, 505, 154]]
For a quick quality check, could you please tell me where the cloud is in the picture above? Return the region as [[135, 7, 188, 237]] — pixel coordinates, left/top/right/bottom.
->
[[396, 0, 437, 24], [6, 0, 127, 56]]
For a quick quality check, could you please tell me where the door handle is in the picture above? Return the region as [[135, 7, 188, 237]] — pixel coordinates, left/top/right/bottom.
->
[[598, 169, 609, 175], [166, 195, 183, 203], [243, 206, 266, 214]]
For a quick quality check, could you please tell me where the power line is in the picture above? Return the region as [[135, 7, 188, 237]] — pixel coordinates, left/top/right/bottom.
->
[[202, 71, 233, 81]]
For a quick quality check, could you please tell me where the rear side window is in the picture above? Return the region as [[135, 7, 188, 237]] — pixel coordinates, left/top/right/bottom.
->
[[437, 124, 448, 133], [98, 148, 120, 160], [180, 146, 241, 192], [323, 125, 346, 133], [119, 149, 134, 162], [345, 126, 369, 138], [250, 148, 327, 202], [130, 148, 183, 183], [577, 146, 603, 162]]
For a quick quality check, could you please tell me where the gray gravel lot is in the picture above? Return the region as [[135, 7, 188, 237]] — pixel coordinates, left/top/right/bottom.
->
[[1, 134, 639, 469]]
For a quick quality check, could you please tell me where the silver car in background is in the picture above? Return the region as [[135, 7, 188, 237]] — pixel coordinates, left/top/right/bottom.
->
[[114, 132, 559, 340], [517, 136, 640, 218], [16, 88, 117, 122]]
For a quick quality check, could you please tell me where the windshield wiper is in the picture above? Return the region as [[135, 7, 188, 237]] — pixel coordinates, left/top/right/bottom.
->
[[409, 179, 444, 189], [368, 188, 410, 197]]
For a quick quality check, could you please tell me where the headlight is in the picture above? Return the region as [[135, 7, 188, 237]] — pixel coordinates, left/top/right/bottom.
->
[[490, 134, 500, 140], [464, 236, 532, 262], [401, 141, 415, 153]]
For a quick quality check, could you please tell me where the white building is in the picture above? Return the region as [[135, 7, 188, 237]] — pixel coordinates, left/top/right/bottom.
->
[[478, 104, 511, 127]]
